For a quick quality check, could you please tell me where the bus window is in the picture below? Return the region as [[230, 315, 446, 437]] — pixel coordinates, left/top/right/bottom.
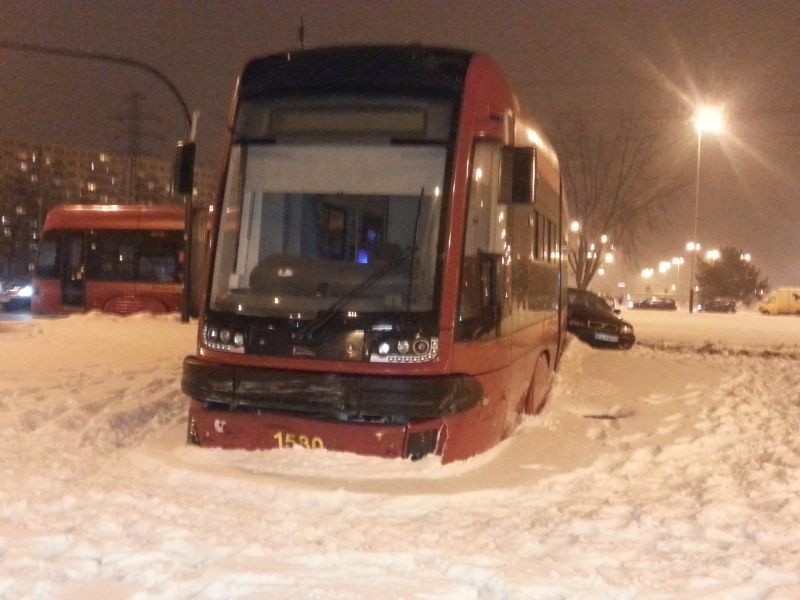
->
[[35, 233, 59, 278], [138, 231, 183, 283], [86, 232, 135, 281]]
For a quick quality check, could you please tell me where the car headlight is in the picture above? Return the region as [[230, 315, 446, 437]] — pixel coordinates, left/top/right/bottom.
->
[[18, 285, 33, 298], [620, 324, 633, 334]]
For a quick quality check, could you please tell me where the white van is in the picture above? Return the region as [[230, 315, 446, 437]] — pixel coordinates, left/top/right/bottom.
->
[[759, 288, 800, 315]]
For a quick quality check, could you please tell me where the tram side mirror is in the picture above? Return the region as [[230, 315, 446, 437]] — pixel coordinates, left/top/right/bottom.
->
[[500, 146, 537, 205], [174, 141, 196, 196]]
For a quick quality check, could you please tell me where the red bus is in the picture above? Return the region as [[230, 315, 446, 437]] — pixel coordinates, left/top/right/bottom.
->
[[183, 45, 567, 462], [32, 204, 185, 315]]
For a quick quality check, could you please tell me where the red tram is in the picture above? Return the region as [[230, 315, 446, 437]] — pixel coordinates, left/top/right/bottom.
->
[[183, 46, 567, 462], [33, 204, 184, 315]]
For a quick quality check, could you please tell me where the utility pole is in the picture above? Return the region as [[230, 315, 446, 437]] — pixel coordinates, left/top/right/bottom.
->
[[298, 16, 305, 50], [115, 91, 161, 203]]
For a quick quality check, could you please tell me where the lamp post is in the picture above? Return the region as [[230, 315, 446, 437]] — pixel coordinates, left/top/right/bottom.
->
[[688, 105, 724, 313]]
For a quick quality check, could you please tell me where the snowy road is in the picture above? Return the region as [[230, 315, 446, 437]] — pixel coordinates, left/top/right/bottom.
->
[[1, 310, 799, 598]]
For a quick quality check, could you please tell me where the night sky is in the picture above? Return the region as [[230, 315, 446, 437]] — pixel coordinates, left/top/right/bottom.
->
[[1, 0, 798, 286]]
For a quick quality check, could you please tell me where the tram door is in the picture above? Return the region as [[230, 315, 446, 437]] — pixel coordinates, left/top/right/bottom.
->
[[61, 232, 85, 309]]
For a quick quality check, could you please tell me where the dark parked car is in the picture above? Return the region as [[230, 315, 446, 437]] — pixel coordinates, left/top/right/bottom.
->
[[0, 278, 34, 311], [567, 288, 635, 349], [630, 296, 678, 310], [700, 297, 737, 313]]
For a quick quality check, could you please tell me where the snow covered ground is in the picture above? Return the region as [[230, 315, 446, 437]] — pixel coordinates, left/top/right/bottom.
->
[[1, 308, 799, 599]]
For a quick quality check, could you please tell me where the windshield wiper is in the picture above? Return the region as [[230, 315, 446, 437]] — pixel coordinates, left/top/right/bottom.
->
[[296, 187, 426, 344], [294, 248, 414, 343]]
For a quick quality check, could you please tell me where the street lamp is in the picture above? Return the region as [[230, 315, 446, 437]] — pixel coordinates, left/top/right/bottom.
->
[[688, 104, 725, 313]]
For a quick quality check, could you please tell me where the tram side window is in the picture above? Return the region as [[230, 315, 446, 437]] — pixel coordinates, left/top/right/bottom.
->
[[86, 232, 135, 281], [457, 141, 504, 341], [85, 230, 181, 282], [138, 231, 183, 283]]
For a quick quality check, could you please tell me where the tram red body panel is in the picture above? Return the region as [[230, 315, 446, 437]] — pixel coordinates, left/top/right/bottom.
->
[[41, 204, 185, 232], [187, 372, 506, 463], [32, 278, 62, 314]]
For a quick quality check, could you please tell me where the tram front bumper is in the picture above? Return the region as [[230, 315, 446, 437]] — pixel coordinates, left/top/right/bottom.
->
[[182, 356, 484, 460], [188, 399, 444, 460]]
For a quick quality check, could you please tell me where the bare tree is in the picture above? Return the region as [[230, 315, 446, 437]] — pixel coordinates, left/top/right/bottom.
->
[[552, 113, 689, 290]]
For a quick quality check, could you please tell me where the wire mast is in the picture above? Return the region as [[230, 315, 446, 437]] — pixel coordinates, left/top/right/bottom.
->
[[298, 16, 305, 50]]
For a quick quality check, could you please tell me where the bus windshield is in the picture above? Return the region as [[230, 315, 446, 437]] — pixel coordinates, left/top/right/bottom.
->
[[210, 114, 449, 320]]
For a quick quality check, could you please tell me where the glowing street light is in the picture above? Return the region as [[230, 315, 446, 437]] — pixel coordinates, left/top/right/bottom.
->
[[705, 248, 720, 262], [569, 220, 581, 233], [693, 105, 725, 136], [688, 104, 725, 313]]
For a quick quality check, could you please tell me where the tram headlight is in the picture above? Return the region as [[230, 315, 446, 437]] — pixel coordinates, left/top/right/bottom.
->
[[369, 336, 438, 363], [203, 323, 246, 354], [412, 338, 430, 355]]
